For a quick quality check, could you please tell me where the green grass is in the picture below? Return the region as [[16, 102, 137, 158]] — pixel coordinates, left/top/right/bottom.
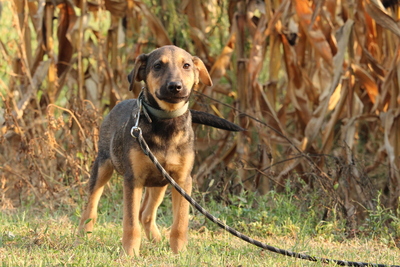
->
[[1, 184, 399, 267]]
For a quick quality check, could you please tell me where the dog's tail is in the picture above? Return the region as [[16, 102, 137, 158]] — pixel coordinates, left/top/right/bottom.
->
[[191, 110, 245, 132]]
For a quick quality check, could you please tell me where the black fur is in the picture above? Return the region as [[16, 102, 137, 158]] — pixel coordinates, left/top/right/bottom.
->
[[190, 110, 244, 132]]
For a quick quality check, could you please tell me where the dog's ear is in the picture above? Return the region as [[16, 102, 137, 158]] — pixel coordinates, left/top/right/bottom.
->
[[128, 54, 148, 90], [192, 56, 213, 87]]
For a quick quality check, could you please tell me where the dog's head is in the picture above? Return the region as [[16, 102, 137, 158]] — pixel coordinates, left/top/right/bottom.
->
[[128, 46, 212, 111]]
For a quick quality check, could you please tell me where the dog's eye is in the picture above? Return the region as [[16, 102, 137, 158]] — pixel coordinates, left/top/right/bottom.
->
[[183, 63, 190, 69], [154, 63, 162, 70]]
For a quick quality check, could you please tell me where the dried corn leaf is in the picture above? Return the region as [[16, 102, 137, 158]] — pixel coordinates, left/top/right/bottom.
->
[[84, 64, 100, 107], [341, 93, 364, 150], [27, 1, 40, 32], [57, 2, 76, 77], [256, 82, 286, 134], [380, 109, 400, 208], [201, 32, 236, 92], [248, 12, 269, 85], [188, 27, 209, 60], [365, 0, 400, 38], [351, 64, 379, 104], [135, 1, 172, 46], [294, 0, 333, 64], [65, 14, 89, 49], [322, 82, 348, 153], [15, 60, 51, 119], [182, 0, 206, 33], [304, 19, 354, 148], [13, 0, 33, 68], [105, 0, 127, 17]]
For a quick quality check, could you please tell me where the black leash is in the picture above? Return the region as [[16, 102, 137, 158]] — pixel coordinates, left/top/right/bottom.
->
[[130, 125, 399, 267]]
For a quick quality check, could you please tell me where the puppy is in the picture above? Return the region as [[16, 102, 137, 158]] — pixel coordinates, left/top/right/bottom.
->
[[78, 45, 212, 256]]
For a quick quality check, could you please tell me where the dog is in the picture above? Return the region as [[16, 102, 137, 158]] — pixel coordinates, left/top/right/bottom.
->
[[78, 45, 213, 256], [78, 45, 243, 256]]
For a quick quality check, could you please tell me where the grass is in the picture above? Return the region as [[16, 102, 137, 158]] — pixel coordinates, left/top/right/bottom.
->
[[1, 183, 399, 267]]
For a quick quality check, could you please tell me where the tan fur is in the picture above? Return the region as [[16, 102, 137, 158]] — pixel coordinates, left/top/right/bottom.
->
[[139, 186, 167, 242], [79, 160, 113, 234]]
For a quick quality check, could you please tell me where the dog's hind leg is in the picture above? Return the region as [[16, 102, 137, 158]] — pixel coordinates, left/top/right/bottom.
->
[[139, 186, 168, 243], [122, 176, 143, 256], [79, 157, 114, 235], [170, 176, 192, 254]]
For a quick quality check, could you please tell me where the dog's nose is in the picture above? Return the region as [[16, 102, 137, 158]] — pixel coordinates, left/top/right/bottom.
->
[[167, 81, 182, 93]]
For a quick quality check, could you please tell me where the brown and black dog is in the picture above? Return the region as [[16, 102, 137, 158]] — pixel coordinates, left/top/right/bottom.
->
[[78, 45, 213, 256]]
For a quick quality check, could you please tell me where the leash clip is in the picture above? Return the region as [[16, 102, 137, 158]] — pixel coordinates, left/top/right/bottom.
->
[[130, 125, 142, 139], [131, 95, 143, 139], [131, 88, 152, 139]]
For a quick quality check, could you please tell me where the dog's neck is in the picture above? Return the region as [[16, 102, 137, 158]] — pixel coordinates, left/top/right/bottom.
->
[[142, 100, 189, 120], [139, 92, 189, 120]]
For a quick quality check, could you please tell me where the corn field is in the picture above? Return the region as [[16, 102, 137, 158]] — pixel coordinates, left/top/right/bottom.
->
[[0, 0, 399, 226]]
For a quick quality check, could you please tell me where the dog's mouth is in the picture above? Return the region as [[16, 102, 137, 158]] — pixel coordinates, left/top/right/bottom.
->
[[157, 94, 189, 103], [148, 91, 190, 113], [155, 87, 190, 104]]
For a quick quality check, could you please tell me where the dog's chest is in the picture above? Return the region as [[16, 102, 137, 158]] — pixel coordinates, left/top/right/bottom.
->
[[127, 127, 194, 187], [145, 129, 192, 167]]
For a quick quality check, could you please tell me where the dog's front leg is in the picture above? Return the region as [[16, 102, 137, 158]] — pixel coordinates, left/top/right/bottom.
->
[[139, 186, 168, 243], [122, 176, 143, 256], [170, 176, 192, 254]]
